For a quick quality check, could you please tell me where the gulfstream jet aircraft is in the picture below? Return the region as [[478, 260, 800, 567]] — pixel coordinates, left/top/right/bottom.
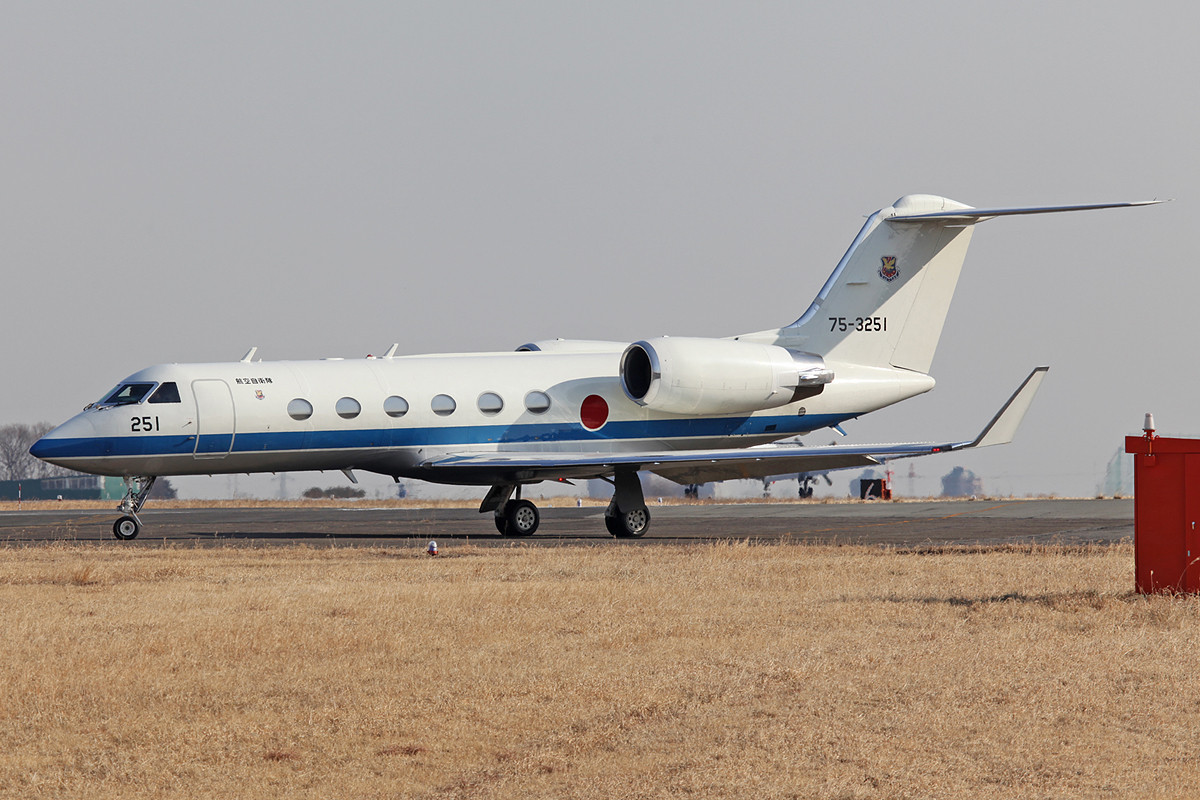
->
[[31, 194, 1157, 539]]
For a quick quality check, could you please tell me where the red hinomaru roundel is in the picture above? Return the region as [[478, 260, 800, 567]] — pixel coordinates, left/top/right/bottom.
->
[[580, 395, 609, 430]]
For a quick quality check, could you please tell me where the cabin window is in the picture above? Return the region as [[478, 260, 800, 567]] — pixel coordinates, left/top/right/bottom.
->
[[148, 382, 181, 404], [384, 396, 409, 418], [431, 394, 456, 416], [524, 391, 551, 414], [103, 383, 155, 406], [287, 398, 314, 421], [477, 392, 503, 416], [336, 397, 361, 419]]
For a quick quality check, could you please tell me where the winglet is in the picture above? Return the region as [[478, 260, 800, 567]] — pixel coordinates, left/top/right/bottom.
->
[[967, 366, 1049, 448]]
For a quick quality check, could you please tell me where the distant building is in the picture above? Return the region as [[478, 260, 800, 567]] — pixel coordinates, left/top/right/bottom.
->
[[1100, 447, 1134, 497], [0, 475, 126, 501]]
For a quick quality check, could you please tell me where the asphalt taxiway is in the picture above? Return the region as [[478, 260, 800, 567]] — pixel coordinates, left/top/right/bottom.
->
[[0, 499, 1132, 548]]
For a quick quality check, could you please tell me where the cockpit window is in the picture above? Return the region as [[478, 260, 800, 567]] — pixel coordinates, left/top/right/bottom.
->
[[148, 382, 181, 404], [102, 383, 155, 406]]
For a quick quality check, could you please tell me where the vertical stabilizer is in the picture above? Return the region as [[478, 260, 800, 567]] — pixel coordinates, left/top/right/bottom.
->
[[769, 195, 1160, 373], [779, 195, 975, 373]]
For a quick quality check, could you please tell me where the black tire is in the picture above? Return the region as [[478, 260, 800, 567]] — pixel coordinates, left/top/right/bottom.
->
[[113, 515, 140, 541], [505, 499, 539, 536], [494, 513, 509, 535], [605, 507, 650, 538]]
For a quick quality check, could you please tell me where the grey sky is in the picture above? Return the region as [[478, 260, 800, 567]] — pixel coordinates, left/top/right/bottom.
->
[[1, 2, 1194, 498]]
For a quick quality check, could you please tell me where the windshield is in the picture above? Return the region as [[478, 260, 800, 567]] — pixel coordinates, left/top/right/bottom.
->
[[148, 382, 181, 404], [101, 383, 156, 406]]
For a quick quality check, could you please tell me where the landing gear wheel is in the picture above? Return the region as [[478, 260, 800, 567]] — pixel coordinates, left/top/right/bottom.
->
[[113, 476, 155, 541], [113, 515, 141, 541], [505, 499, 540, 537], [605, 507, 650, 538]]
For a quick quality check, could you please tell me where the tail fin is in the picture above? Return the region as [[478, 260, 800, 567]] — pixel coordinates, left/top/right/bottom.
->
[[774, 195, 1160, 373]]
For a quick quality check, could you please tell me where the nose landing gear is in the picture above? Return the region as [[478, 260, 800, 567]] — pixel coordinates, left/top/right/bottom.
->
[[112, 476, 156, 540]]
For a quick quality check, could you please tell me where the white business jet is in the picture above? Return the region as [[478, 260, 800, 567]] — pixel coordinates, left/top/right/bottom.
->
[[31, 194, 1157, 539]]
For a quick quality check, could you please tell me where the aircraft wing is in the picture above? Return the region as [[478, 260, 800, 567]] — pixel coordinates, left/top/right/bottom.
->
[[424, 367, 1048, 486]]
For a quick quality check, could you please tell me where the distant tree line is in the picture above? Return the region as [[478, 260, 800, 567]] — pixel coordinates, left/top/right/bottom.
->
[[148, 479, 178, 499], [0, 423, 74, 481], [303, 486, 366, 499]]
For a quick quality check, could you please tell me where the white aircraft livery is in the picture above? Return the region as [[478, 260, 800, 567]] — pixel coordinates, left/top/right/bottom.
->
[[31, 194, 1158, 540]]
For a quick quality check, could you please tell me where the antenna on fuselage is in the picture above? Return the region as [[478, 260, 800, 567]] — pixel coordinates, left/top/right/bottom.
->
[[240, 347, 258, 363], [382, 343, 399, 359]]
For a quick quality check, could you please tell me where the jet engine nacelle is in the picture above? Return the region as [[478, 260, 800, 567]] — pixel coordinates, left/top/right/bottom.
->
[[620, 337, 833, 415]]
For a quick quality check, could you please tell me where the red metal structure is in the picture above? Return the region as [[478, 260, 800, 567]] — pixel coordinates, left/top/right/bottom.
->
[[1125, 417, 1200, 593]]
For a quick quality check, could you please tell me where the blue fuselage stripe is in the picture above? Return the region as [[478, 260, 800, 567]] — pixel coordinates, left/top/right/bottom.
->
[[32, 413, 849, 461]]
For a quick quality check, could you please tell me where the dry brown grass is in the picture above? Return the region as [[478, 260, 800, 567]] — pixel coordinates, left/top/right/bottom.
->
[[1, 542, 1196, 799]]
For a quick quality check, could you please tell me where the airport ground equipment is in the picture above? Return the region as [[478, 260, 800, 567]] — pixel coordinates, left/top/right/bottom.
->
[[1125, 416, 1200, 594]]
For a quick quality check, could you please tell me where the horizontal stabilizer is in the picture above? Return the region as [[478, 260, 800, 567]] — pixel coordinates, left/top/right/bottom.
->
[[889, 200, 1163, 223]]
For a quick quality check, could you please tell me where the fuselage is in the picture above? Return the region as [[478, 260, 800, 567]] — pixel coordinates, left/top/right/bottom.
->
[[31, 348, 934, 484]]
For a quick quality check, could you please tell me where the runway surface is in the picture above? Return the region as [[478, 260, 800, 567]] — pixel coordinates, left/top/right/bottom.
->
[[0, 499, 1133, 548]]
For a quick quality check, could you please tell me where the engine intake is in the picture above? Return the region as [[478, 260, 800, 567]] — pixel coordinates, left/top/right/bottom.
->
[[619, 337, 832, 416]]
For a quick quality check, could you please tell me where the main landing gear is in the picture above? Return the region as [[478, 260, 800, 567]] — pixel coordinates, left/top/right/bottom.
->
[[603, 469, 651, 538], [481, 484, 541, 536], [480, 469, 651, 538], [497, 497, 541, 536], [112, 476, 156, 540], [604, 506, 650, 537]]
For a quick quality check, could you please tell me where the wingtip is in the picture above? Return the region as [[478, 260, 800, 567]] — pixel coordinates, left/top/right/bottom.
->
[[968, 367, 1050, 449]]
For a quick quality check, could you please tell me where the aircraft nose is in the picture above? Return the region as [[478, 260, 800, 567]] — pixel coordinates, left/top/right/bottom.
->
[[29, 414, 97, 464]]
